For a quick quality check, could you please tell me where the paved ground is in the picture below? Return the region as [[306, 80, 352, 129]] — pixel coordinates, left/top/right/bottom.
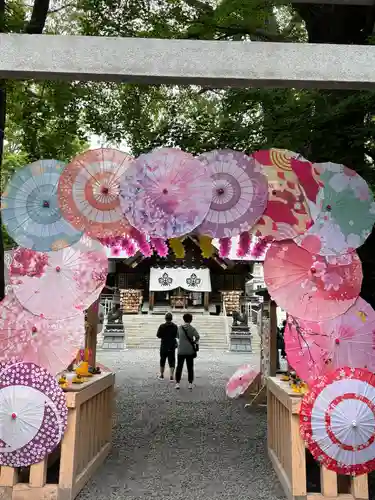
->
[[77, 349, 286, 500]]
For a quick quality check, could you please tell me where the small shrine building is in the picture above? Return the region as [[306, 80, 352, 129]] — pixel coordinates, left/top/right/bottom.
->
[[105, 236, 253, 315]]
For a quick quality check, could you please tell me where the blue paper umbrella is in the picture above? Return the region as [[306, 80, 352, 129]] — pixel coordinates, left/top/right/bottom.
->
[[1, 159, 83, 251]]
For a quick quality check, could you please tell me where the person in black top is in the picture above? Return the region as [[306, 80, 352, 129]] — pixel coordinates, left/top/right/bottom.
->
[[157, 312, 178, 380]]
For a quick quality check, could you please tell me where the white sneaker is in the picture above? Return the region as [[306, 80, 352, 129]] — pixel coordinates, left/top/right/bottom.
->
[[175, 383, 180, 390], [188, 383, 193, 390]]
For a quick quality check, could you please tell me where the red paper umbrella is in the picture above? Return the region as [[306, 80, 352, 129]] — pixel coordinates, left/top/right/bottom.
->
[[58, 148, 133, 239], [264, 240, 362, 321], [300, 367, 375, 475], [251, 149, 313, 240]]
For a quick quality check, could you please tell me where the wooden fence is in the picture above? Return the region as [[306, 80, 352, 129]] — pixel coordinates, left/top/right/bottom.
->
[[0, 372, 115, 500], [267, 377, 369, 500]]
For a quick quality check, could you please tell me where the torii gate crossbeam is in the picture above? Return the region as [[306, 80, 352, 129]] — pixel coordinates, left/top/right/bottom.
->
[[1, 34, 375, 90]]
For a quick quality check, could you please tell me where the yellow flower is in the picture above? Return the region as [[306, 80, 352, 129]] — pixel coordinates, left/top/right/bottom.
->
[[356, 311, 367, 323]]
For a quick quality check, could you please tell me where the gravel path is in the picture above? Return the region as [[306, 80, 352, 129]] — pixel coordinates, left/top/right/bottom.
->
[[77, 349, 286, 500]]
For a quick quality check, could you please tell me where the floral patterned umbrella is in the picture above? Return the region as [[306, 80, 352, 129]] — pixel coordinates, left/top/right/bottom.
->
[[195, 150, 268, 238], [251, 149, 313, 240], [300, 367, 375, 475], [0, 295, 84, 374], [288, 152, 324, 221], [10, 238, 108, 320], [1, 159, 83, 251], [119, 148, 212, 239], [357, 226, 375, 311], [285, 298, 375, 385], [295, 162, 375, 257], [58, 148, 133, 239], [0, 360, 68, 467], [264, 240, 362, 321], [226, 364, 259, 398]]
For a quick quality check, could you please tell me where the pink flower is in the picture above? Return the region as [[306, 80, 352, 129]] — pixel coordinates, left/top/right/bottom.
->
[[10, 249, 48, 278], [337, 325, 355, 340], [322, 271, 343, 291], [311, 260, 327, 278]]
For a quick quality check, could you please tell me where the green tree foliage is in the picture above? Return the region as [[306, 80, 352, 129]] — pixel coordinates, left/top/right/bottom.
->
[[0, 0, 89, 288], [76, 0, 375, 186]]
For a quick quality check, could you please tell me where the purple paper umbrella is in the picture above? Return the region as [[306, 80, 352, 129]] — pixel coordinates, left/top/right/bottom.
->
[[0, 360, 68, 467], [119, 148, 213, 239], [196, 150, 268, 238]]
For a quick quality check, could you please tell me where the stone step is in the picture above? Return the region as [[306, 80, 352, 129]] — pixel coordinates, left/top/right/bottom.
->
[[117, 313, 236, 350]]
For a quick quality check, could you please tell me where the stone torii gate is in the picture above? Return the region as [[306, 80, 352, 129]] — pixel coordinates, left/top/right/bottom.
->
[[1, 17, 375, 89], [0, 5, 375, 499]]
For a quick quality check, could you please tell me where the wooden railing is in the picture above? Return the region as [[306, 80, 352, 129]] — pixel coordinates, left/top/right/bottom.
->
[[0, 372, 115, 500], [267, 377, 369, 500]]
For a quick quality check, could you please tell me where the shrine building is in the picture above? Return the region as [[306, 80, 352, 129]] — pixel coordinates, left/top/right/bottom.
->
[[105, 236, 253, 316]]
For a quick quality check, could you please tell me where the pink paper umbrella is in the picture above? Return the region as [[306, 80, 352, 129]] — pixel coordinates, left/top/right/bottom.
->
[[58, 148, 133, 239], [11, 238, 108, 320], [119, 147, 212, 239], [195, 150, 268, 238], [0, 295, 84, 374], [226, 364, 259, 398], [0, 360, 68, 467], [285, 298, 375, 385], [264, 240, 362, 321]]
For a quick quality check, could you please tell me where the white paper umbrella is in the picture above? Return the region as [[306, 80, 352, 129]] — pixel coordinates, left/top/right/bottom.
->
[[0, 361, 68, 467], [300, 367, 375, 475]]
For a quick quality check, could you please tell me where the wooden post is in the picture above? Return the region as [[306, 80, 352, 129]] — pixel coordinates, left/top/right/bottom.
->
[[203, 292, 209, 311], [85, 300, 99, 368], [149, 291, 154, 312]]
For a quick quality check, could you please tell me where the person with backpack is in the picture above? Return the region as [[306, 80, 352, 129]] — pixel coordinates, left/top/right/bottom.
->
[[156, 312, 178, 380], [175, 313, 200, 390]]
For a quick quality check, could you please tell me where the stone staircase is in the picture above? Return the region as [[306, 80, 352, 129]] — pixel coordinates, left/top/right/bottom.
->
[[123, 314, 230, 350]]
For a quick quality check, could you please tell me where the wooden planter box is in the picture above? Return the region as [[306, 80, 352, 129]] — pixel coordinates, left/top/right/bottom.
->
[[267, 377, 369, 500], [0, 372, 115, 500]]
